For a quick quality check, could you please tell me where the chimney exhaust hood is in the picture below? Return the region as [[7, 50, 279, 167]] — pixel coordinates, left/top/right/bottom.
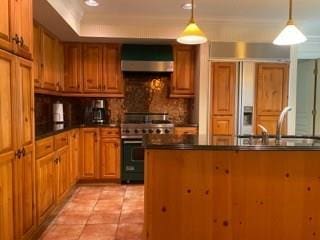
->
[[121, 45, 174, 72]]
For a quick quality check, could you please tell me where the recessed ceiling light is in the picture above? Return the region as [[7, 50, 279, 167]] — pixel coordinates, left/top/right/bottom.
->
[[85, 0, 99, 7], [181, 3, 195, 10]]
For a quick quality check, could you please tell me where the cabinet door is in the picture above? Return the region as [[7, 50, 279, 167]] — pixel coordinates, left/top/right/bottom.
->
[[212, 116, 234, 136], [102, 44, 123, 95], [13, 144, 36, 239], [255, 115, 280, 135], [64, 43, 82, 92], [80, 128, 99, 179], [55, 41, 64, 92], [256, 63, 289, 116], [33, 22, 42, 88], [36, 152, 55, 223], [0, 152, 14, 240], [174, 127, 198, 136], [56, 147, 69, 201], [0, 0, 14, 52], [171, 45, 195, 97], [42, 30, 57, 91], [212, 62, 236, 115], [0, 50, 15, 156], [100, 138, 120, 179], [16, 58, 33, 147], [83, 44, 102, 93], [12, 0, 33, 59], [69, 130, 80, 185]]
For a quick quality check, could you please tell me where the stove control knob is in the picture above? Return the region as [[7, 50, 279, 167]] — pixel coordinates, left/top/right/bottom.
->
[[125, 129, 130, 134], [142, 129, 147, 134], [165, 129, 170, 134], [156, 129, 161, 134], [134, 129, 139, 134], [148, 129, 153, 134]]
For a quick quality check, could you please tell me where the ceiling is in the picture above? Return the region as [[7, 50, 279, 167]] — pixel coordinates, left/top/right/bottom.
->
[[34, 0, 320, 43]]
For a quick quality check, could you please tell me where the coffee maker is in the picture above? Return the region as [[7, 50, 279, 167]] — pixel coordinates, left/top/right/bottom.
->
[[92, 100, 107, 124]]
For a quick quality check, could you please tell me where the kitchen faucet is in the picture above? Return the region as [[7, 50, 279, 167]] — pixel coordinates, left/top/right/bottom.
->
[[275, 106, 292, 144], [257, 124, 269, 144]]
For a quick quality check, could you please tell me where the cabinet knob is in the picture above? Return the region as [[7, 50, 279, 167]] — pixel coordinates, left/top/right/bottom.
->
[[12, 34, 20, 44], [15, 149, 22, 159], [20, 36, 24, 47], [21, 148, 26, 157]]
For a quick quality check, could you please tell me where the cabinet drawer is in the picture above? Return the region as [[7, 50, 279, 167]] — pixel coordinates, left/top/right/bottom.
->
[[36, 137, 54, 159], [100, 128, 120, 138], [54, 132, 69, 150], [175, 127, 198, 135]]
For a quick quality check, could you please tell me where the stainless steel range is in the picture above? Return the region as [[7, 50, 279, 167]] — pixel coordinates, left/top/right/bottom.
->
[[121, 113, 174, 183]]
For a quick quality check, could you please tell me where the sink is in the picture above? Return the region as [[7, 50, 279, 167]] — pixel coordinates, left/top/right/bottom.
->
[[238, 136, 320, 146]]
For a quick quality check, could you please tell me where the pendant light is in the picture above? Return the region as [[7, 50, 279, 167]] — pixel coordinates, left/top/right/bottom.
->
[[273, 0, 307, 45], [177, 0, 207, 45]]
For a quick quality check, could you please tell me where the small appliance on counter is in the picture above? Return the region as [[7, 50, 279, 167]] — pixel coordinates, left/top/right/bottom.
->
[[53, 101, 64, 130], [92, 99, 108, 124]]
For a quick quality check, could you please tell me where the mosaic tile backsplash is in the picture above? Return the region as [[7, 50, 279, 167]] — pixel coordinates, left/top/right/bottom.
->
[[35, 73, 194, 127]]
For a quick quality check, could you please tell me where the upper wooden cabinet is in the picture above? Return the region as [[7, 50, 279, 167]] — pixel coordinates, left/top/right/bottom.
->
[[33, 22, 42, 88], [64, 43, 82, 92], [42, 30, 57, 91], [170, 45, 195, 98], [211, 62, 237, 136], [255, 63, 289, 134], [83, 44, 103, 93], [0, 0, 33, 59]]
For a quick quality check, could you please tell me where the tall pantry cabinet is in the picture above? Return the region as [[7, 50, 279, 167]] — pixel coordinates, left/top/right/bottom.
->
[[0, 0, 35, 239]]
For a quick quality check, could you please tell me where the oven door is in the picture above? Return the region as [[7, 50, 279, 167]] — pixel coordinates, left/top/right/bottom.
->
[[121, 139, 144, 182]]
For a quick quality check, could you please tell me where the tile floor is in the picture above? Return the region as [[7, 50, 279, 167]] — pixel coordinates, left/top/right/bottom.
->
[[40, 185, 144, 240]]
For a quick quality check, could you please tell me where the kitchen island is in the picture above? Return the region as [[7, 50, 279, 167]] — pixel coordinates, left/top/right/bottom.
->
[[143, 135, 320, 240]]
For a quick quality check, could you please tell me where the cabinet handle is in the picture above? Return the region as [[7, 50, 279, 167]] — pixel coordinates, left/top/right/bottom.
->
[[55, 158, 59, 164], [12, 34, 20, 44], [59, 157, 61, 163], [20, 36, 24, 47], [15, 149, 22, 159], [45, 145, 51, 149], [21, 148, 26, 157]]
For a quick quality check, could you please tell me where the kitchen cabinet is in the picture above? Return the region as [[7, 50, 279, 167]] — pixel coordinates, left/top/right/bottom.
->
[[42, 29, 57, 91], [13, 57, 36, 240], [69, 129, 80, 185], [83, 44, 103, 93], [56, 41, 64, 91], [80, 128, 99, 179], [255, 63, 289, 134], [174, 127, 198, 136], [55, 146, 70, 201], [33, 22, 42, 88], [170, 45, 195, 97], [36, 151, 55, 224], [102, 44, 124, 95], [211, 62, 236, 136], [0, 0, 14, 52], [100, 138, 120, 179], [64, 43, 82, 92]]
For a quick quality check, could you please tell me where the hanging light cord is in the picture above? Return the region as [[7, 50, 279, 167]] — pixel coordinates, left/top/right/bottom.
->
[[190, 0, 195, 22], [288, 0, 293, 23]]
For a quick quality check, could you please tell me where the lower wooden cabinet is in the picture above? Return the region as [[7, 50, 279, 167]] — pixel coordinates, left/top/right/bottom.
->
[[36, 152, 55, 223], [174, 127, 198, 136], [56, 146, 70, 201], [69, 129, 80, 185], [0, 152, 14, 240], [212, 115, 234, 136], [100, 138, 120, 179]]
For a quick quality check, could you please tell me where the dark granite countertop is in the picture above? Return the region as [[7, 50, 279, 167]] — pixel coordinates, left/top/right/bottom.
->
[[143, 135, 320, 151], [36, 123, 120, 140]]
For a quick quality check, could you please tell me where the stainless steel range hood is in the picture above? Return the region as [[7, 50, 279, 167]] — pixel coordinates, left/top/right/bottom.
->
[[121, 45, 174, 72]]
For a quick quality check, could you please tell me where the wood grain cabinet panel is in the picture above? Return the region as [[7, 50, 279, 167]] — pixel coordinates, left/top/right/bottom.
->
[[212, 116, 234, 136], [100, 138, 120, 179], [83, 44, 103, 93], [64, 43, 82, 92], [174, 127, 198, 136], [102, 44, 123, 95], [170, 45, 195, 97], [0, 0, 14, 52], [36, 152, 55, 223], [80, 128, 99, 179], [42, 30, 57, 91], [56, 147, 70, 201], [33, 22, 42, 88], [69, 129, 80, 185]]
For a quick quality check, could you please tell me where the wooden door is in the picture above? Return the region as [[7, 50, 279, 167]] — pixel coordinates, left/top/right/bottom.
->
[[0, 50, 15, 157], [69, 130, 80, 185], [36, 152, 55, 223], [42, 30, 57, 91], [0, 0, 14, 52], [212, 62, 236, 115], [56, 147, 69, 201], [211, 62, 236, 136], [255, 63, 289, 134], [13, 144, 36, 239], [83, 44, 102, 93], [102, 44, 123, 95], [100, 138, 120, 179], [64, 43, 82, 92], [33, 22, 42, 88], [0, 152, 14, 240], [12, 0, 33, 59], [171, 45, 195, 97], [80, 128, 99, 179], [55, 41, 64, 91]]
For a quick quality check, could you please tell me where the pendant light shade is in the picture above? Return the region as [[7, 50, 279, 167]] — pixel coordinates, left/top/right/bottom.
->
[[273, 0, 307, 45], [177, 0, 207, 45]]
